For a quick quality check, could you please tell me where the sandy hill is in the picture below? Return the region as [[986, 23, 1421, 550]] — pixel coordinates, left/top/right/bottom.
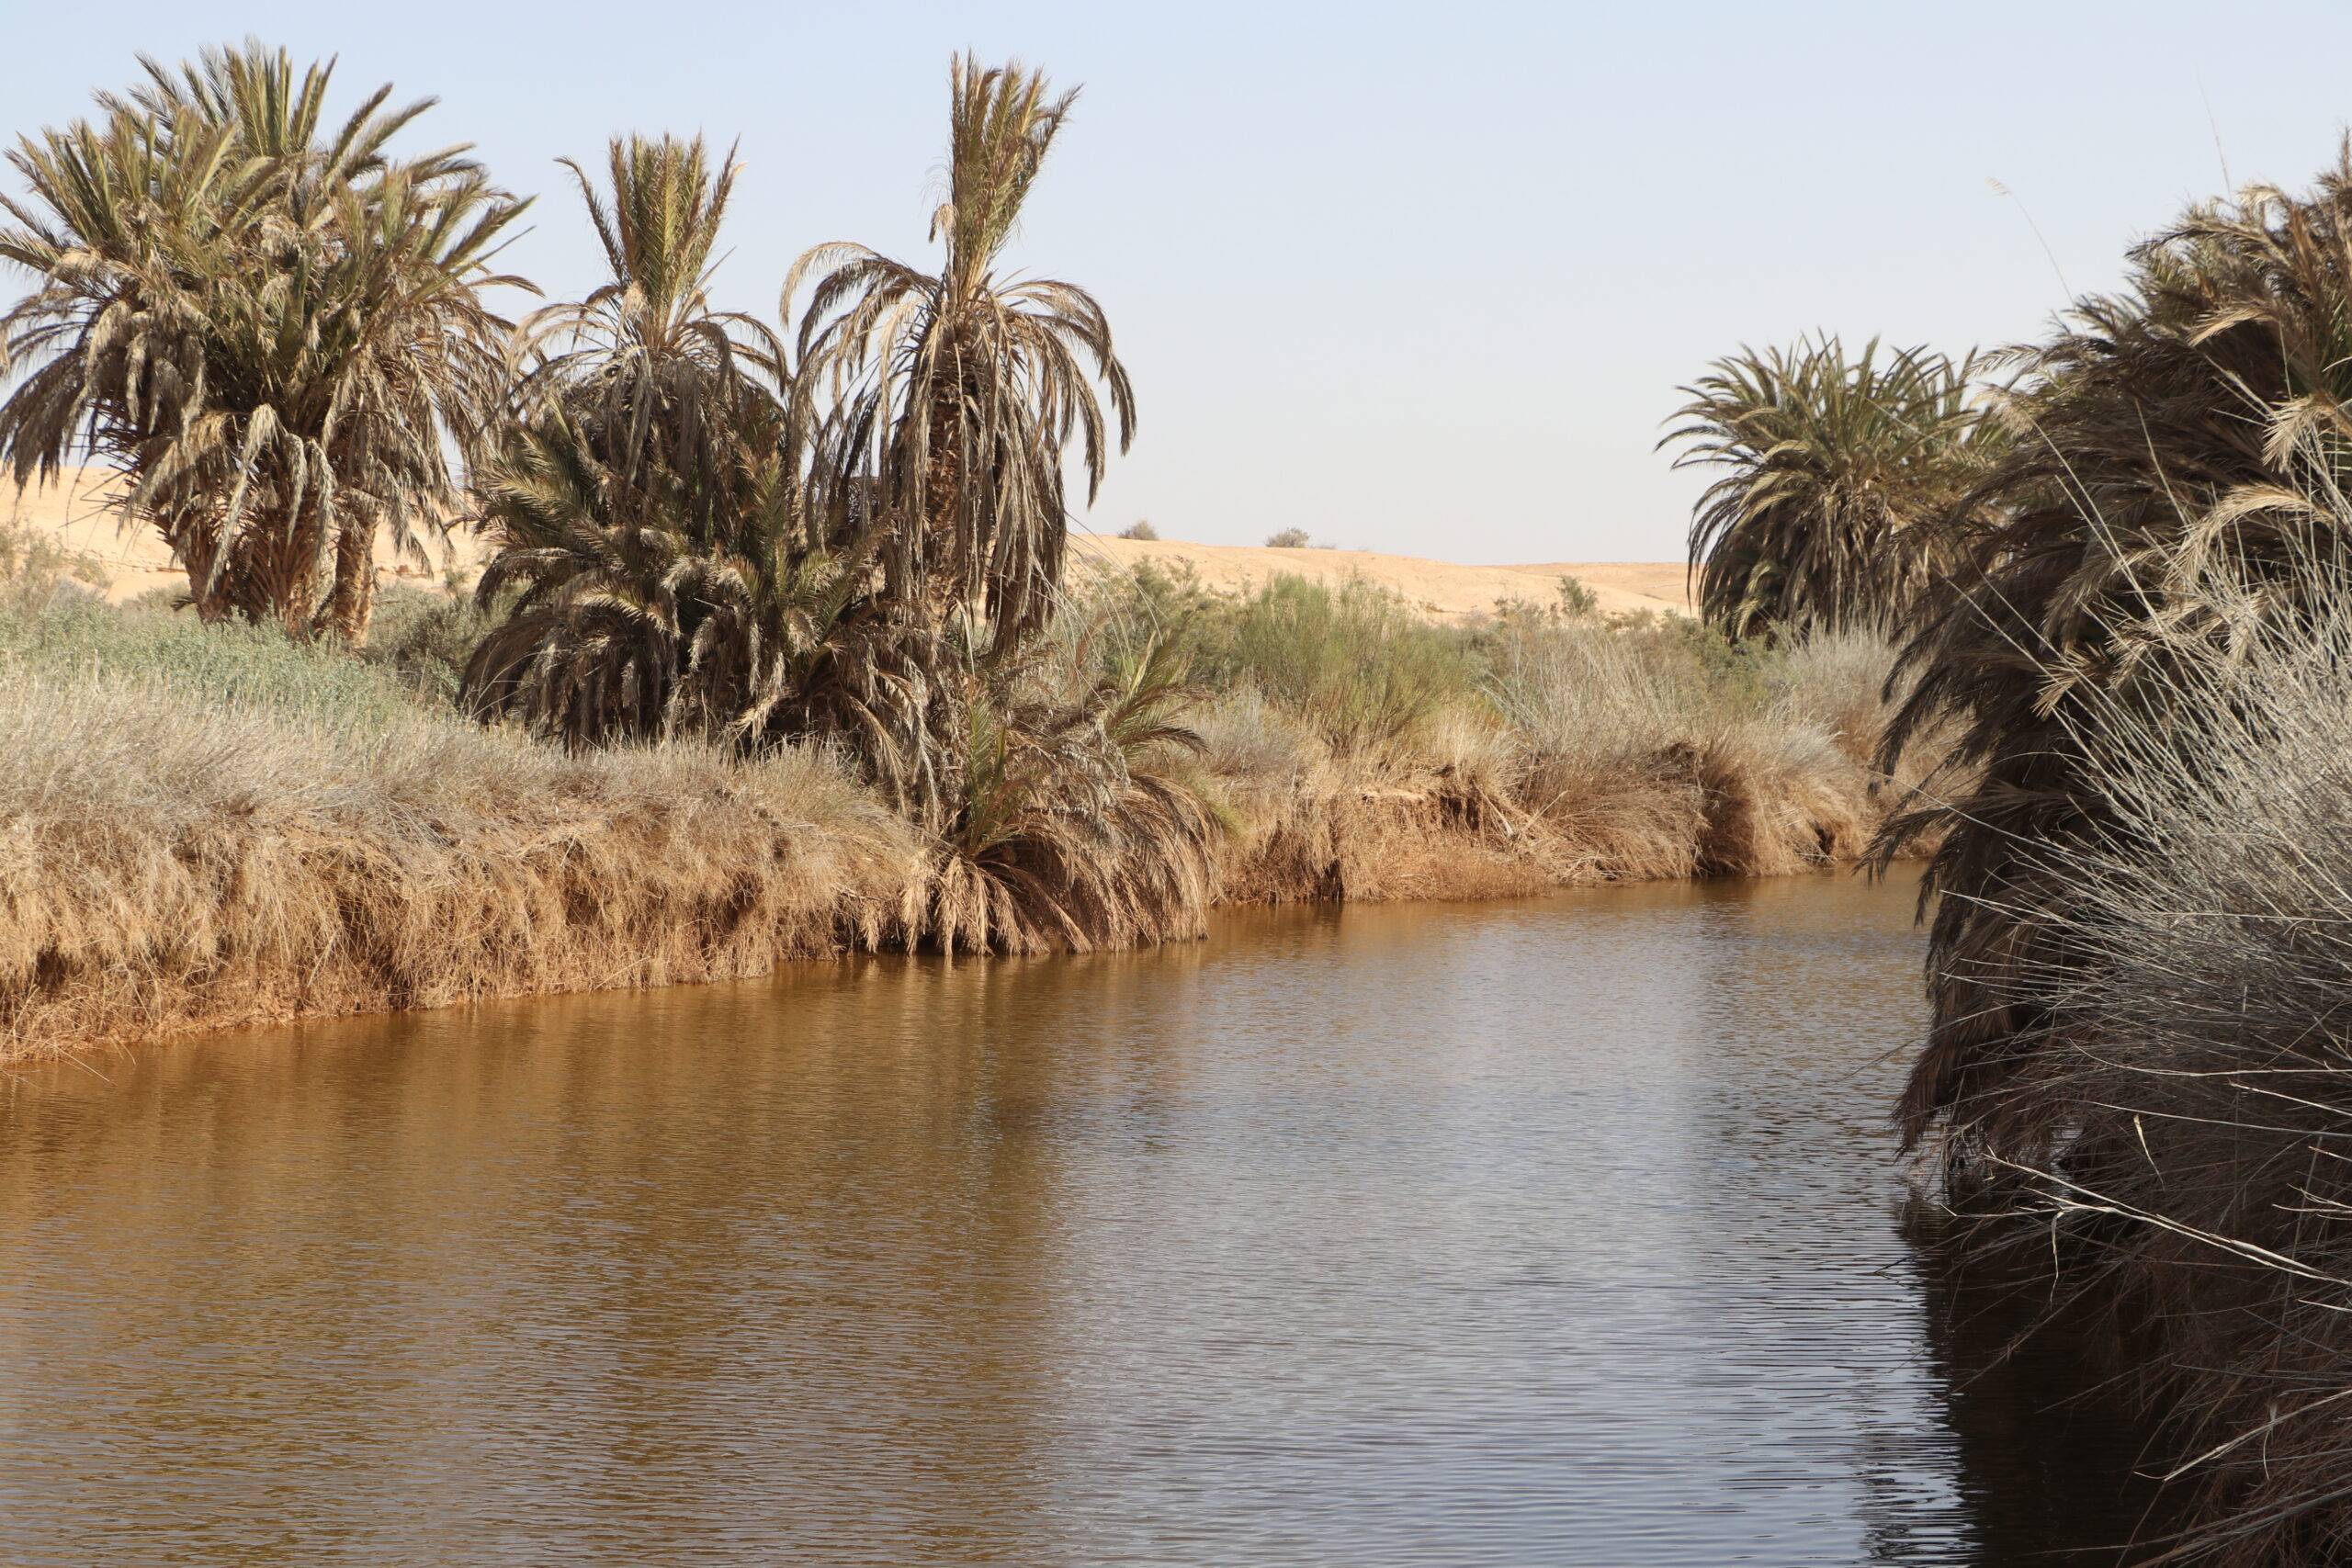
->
[[6, 468, 1690, 620], [1072, 536, 1688, 621], [4, 468, 474, 603]]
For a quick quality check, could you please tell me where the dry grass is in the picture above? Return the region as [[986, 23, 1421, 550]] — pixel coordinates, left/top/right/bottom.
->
[[1908, 519, 2352, 1565], [0, 597, 922, 1063], [0, 563, 1924, 1063], [1171, 587, 1902, 905]]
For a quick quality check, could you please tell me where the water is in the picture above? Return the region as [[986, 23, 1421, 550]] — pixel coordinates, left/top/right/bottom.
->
[[0, 871, 2154, 1565]]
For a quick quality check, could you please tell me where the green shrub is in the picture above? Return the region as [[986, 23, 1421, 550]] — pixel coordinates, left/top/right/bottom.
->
[[362, 584, 502, 707], [0, 595, 428, 729], [1193, 577, 1474, 752]]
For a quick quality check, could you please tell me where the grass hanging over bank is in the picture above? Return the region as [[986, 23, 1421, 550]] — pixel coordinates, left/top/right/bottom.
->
[[1907, 517, 2352, 1565], [0, 546, 1922, 1063], [0, 581, 924, 1061]]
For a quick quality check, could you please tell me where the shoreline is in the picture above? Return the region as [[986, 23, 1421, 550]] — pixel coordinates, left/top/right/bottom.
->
[[1, 508, 1905, 1069], [0, 767, 1899, 1068]]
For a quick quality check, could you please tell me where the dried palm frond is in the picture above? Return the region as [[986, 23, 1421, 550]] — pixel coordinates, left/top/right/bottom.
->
[[1875, 141, 2352, 1162], [0, 40, 530, 641]]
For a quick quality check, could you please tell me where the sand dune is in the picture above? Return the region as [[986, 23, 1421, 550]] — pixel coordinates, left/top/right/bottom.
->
[[6, 468, 1690, 620], [1072, 534, 1690, 622], [3, 468, 474, 604]]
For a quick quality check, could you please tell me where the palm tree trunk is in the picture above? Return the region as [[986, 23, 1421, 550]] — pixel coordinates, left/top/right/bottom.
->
[[323, 516, 377, 646], [921, 354, 977, 624], [169, 515, 234, 624]]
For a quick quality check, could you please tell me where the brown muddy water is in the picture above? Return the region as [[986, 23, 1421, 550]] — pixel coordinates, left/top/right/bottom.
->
[[0, 871, 2156, 1565]]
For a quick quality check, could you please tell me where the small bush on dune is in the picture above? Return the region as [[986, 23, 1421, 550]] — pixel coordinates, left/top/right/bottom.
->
[[1119, 519, 1159, 541], [1264, 526, 1312, 548]]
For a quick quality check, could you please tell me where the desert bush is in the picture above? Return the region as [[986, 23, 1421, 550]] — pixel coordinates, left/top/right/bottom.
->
[[0, 514, 107, 611], [1189, 576, 1475, 754], [1119, 519, 1159, 541], [1264, 526, 1311, 548], [363, 584, 503, 705]]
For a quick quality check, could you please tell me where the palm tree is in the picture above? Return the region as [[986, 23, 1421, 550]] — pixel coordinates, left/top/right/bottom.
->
[[466, 101, 1205, 953], [1874, 141, 2352, 1169], [1663, 337, 1991, 641], [461, 134, 805, 744], [0, 41, 529, 641], [785, 52, 1136, 652]]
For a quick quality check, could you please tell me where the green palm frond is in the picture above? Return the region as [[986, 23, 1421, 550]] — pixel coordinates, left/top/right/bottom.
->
[[1664, 336, 1995, 641]]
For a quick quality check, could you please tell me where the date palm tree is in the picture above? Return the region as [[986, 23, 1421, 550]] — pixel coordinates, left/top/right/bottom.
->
[[0, 41, 528, 641], [1875, 142, 2352, 1168], [786, 52, 1136, 652], [461, 134, 801, 743], [1664, 337, 1992, 640], [467, 107, 1204, 953]]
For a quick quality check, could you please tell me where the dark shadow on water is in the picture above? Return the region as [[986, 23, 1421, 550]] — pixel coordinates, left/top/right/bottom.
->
[[1892, 1201, 2183, 1568]]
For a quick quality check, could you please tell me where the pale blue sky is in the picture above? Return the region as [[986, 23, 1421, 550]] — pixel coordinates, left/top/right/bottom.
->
[[8, 1, 2352, 559]]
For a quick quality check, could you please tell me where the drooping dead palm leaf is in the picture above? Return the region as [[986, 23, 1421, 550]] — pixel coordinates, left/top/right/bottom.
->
[[0, 40, 530, 642]]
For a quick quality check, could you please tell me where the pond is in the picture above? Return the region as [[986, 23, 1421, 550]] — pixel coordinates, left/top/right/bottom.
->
[[0, 871, 2154, 1564]]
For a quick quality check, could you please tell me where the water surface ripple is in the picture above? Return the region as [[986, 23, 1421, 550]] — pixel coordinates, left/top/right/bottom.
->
[[0, 871, 2151, 1564]]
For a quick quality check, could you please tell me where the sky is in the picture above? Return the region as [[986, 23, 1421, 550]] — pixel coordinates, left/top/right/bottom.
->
[[8, 0, 2352, 561]]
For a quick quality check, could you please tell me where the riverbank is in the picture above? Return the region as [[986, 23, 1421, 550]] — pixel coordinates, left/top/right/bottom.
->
[[0, 558, 1924, 1065]]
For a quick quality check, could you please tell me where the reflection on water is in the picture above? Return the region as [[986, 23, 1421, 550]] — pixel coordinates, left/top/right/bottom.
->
[[0, 871, 2153, 1565]]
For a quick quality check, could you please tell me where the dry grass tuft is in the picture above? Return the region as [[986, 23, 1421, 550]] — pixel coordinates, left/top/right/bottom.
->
[[1903, 493, 2352, 1563], [0, 604, 922, 1062]]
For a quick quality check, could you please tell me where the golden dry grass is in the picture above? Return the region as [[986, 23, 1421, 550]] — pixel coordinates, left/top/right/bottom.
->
[[0, 654, 922, 1062], [0, 549, 1915, 1064], [1192, 616, 1901, 906]]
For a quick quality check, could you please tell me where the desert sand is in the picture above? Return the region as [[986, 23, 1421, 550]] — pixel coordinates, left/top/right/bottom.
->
[[6, 468, 1690, 619], [1071, 534, 1689, 622]]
